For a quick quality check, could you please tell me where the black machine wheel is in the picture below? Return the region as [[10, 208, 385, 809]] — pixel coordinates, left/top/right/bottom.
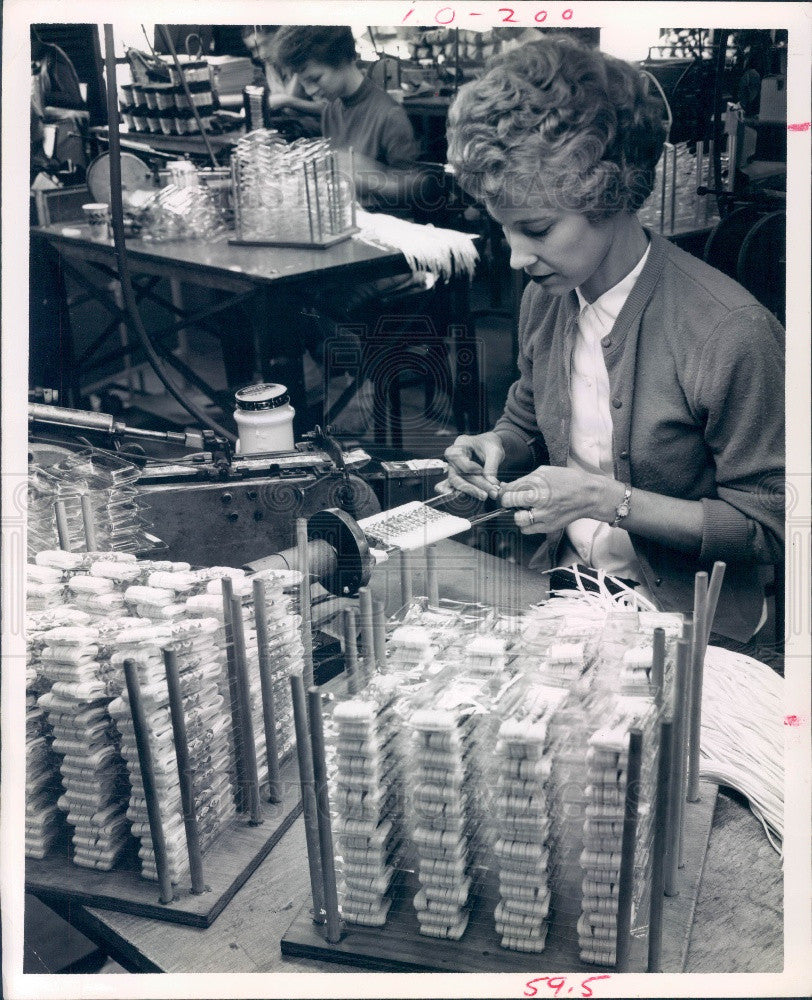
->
[[737, 210, 786, 325], [703, 205, 765, 279], [704, 205, 786, 325], [307, 508, 374, 596]]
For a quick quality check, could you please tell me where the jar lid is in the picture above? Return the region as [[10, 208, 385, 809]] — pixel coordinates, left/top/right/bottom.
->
[[235, 383, 290, 411]]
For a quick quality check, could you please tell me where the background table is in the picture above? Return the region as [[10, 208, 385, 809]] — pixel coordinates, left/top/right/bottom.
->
[[30, 539, 783, 974], [33, 224, 412, 431]]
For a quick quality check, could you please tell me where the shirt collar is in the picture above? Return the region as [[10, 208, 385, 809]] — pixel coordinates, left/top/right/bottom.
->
[[575, 242, 651, 326], [342, 75, 372, 108]]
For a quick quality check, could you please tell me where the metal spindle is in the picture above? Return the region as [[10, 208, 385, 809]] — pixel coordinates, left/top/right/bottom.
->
[[302, 161, 315, 244], [399, 549, 413, 607], [296, 518, 315, 690], [80, 493, 97, 552], [307, 687, 342, 943], [229, 594, 263, 825], [163, 648, 206, 894], [54, 499, 71, 551], [252, 578, 282, 802], [358, 586, 375, 682], [289, 674, 326, 924], [311, 160, 323, 242], [687, 572, 708, 803], [665, 638, 690, 895], [651, 627, 666, 708], [220, 577, 247, 811], [615, 728, 643, 971], [123, 658, 174, 904], [647, 719, 673, 972], [703, 561, 726, 647], [342, 607, 360, 695], [372, 599, 387, 672], [426, 544, 440, 606]]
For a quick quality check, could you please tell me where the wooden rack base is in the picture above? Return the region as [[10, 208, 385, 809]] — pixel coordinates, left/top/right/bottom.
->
[[27, 755, 302, 928], [228, 228, 358, 250], [281, 781, 718, 973]]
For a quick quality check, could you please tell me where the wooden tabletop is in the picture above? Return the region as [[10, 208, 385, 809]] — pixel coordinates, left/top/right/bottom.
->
[[55, 540, 782, 974], [33, 225, 410, 293]]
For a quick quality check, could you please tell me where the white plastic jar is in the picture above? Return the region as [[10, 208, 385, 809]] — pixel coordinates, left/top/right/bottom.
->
[[233, 383, 295, 455]]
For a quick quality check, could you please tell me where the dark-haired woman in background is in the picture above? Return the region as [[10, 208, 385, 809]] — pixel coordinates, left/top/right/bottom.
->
[[441, 37, 784, 647], [274, 25, 420, 206]]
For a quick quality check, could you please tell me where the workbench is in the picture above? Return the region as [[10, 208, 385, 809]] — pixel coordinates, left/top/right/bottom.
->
[[31, 224, 412, 433], [29, 538, 783, 974], [33, 221, 483, 440]]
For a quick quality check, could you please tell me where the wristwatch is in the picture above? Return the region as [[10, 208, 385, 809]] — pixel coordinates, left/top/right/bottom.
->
[[611, 484, 633, 527]]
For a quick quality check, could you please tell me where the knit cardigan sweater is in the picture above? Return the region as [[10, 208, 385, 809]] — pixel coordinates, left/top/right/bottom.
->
[[493, 231, 785, 641]]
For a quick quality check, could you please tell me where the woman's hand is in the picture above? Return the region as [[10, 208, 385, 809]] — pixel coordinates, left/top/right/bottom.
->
[[437, 432, 505, 501], [266, 92, 290, 111], [500, 465, 620, 534]]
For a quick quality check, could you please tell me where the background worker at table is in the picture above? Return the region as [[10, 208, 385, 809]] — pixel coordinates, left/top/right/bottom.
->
[[240, 25, 323, 140], [275, 25, 422, 211], [274, 24, 447, 428], [276, 25, 451, 432]]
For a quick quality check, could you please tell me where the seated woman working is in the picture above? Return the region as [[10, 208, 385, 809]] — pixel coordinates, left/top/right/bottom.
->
[[273, 26, 433, 337], [441, 36, 785, 646], [274, 25, 422, 211]]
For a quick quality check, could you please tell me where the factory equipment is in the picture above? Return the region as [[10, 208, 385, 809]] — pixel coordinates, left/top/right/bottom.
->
[[27, 468, 767, 972], [24, 22, 788, 976], [27, 401, 461, 568]]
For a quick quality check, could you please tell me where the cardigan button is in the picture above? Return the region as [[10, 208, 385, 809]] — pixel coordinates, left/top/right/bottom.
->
[[620, 449, 629, 460], [655, 578, 663, 586], [612, 398, 622, 409], [601, 336, 612, 348]]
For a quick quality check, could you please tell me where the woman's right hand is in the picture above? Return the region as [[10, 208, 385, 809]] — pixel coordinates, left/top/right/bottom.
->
[[266, 91, 290, 111], [438, 432, 505, 501]]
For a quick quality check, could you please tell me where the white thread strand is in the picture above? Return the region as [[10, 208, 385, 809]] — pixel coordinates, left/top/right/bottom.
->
[[699, 646, 784, 854]]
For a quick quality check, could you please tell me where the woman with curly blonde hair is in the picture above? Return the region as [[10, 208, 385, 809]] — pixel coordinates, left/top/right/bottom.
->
[[441, 36, 784, 644]]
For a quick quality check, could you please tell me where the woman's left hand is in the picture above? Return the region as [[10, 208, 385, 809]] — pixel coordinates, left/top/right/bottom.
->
[[500, 466, 615, 534]]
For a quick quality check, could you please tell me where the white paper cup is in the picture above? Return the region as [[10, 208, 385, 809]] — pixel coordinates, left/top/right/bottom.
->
[[82, 203, 110, 241]]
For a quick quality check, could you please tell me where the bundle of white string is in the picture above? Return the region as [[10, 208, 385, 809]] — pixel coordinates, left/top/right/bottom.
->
[[700, 645, 784, 854], [544, 564, 659, 613], [354, 208, 479, 282]]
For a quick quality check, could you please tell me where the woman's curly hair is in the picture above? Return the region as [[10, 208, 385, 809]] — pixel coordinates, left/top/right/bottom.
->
[[447, 36, 666, 219]]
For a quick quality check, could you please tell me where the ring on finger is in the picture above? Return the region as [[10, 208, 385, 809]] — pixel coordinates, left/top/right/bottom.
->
[[527, 509, 535, 525]]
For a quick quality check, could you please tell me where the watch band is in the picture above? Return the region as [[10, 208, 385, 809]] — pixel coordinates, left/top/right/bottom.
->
[[611, 484, 633, 528]]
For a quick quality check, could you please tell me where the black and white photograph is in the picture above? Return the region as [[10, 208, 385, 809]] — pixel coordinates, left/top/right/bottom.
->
[[2, 2, 809, 997]]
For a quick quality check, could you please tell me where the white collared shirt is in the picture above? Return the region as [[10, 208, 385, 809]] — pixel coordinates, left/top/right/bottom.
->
[[565, 244, 650, 581]]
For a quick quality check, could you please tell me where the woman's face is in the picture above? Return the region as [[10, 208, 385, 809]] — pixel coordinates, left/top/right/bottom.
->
[[486, 198, 619, 301], [297, 60, 351, 101], [243, 31, 276, 65]]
